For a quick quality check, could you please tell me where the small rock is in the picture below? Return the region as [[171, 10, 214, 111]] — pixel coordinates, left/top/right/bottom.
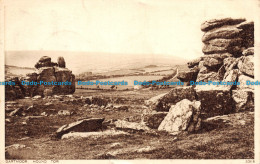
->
[[110, 142, 122, 148], [33, 95, 41, 99], [5, 118, 11, 123], [136, 146, 157, 153], [58, 110, 72, 116], [9, 107, 23, 116], [113, 105, 129, 111]]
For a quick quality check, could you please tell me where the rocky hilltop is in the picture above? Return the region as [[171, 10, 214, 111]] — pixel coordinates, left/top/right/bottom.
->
[[144, 18, 254, 134], [5, 56, 75, 100]]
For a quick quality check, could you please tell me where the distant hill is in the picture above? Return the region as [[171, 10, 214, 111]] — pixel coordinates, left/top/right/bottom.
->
[[144, 65, 157, 68], [5, 51, 189, 74]]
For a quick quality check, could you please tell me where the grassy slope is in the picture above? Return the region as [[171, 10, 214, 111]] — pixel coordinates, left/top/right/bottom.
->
[[5, 89, 254, 159]]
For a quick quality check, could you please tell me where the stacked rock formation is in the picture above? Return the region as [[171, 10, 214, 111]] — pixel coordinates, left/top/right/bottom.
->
[[6, 56, 75, 100], [143, 18, 254, 134]]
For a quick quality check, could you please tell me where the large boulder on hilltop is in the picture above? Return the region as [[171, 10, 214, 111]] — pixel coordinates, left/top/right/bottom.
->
[[158, 99, 201, 133], [201, 18, 246, 32], [7, 56, 76, 99], [146, 86, 196, 111], [57, 56, 66, 68], [195, 86, 234, 118], [39, 56, 51, 63], [232, 89, 254, 112], [35, 56, 58, 69], [238, 55, 254, 77], [202, 25, 242, 43], [202, 38, 242, 54]]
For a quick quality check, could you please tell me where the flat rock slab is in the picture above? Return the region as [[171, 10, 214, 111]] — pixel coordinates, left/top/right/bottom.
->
[[56, 118, 105, 138], [201, 18, 246, 32], [202, 26, 242, 43], [204, 111, 254, 127], [61, 130, 129, 139], [114, 120, 150, 131]]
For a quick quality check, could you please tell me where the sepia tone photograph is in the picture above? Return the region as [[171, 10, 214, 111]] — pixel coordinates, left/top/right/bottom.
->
[[1, 0, 260, 162]]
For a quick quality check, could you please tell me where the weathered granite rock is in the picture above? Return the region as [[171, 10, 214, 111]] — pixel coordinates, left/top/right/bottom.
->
[[237, 75, 254, 90], [238, 55, 254, 77], [5, 56, 76, 100], [222, 69, 239, 90], [232, 89, 254, 112], [35, 56, 58, 69], [147, 86, 196, 111], [145, 93, 167, 108], [236, 21, 254, 30], [242, 47, 254, 56], [201, 18, 246, 32], [203, 38, 242, 54], [202, 53, 233, 59], [196, 66, 225, 82], [203, 57, 222, 69], [202, 26, 242, 42], [223, 57, 239, 72], [57, 56, 66, 68], [238, 21, 254, 48], [187, 57, 202, 68], [158, 99, 201, 133], [55, 118, 104, 138], [141, 112, 168, 129], [195, 86, 234, 118], [177, 69, 198, 82]]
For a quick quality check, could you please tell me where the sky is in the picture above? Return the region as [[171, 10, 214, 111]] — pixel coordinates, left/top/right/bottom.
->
[[4, 0, 259, 72]]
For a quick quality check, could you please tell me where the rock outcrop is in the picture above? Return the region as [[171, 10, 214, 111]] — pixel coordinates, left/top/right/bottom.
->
[[5, 56, 76, 100], [145, 18, 254, 134]]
